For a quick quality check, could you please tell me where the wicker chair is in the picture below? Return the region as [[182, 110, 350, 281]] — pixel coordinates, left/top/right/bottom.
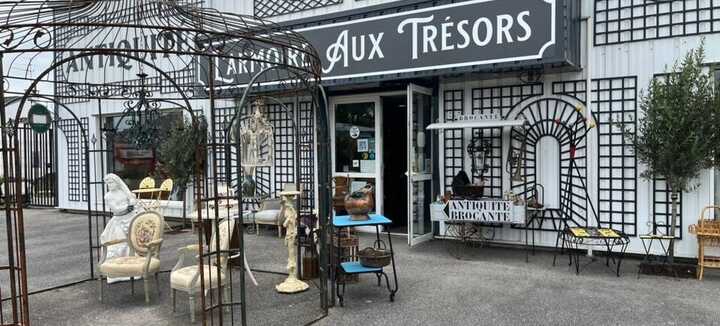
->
[[690, 206, 720, 280], [98, 211, 164, 303], [171, 218, 235, 322]]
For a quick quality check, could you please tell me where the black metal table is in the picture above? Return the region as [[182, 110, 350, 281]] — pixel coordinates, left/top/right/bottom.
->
[[638, 234, 675, 278], [554, 227, 630, 276], [332, 214, 398, 306]]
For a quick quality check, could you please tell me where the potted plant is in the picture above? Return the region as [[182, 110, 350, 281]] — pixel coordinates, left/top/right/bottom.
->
[[157, 116, 207, 228], [623, 43, 719, 273]]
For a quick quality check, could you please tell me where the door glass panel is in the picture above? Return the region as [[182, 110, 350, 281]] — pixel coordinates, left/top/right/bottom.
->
[[409, 87, 433, 242], [335, 102, 376, 174]]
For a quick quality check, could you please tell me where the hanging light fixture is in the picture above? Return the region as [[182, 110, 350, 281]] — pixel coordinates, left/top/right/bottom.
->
[[234, 98, 275, 198], [239, 98, 274, 168], [122, 72, 163, 148]]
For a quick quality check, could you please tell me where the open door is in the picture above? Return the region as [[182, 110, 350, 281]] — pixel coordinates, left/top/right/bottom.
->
[[407, 84, 433, 246]]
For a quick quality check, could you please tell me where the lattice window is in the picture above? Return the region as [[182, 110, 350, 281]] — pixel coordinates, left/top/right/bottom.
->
[[652, 178, 683, 238], [443, 90, 464, 192], [267, 103, 296, 194], [255, 0, 343, 18], [594, 0, 720, 45], [553, 77, 639, 236], [298, 101, 316, 214], [471, 84, 544, 198], [57, 118, 88, 202]]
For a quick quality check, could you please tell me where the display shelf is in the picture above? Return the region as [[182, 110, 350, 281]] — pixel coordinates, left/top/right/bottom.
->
[[341, 262, 383, 274], [332, 214, 398, 306]]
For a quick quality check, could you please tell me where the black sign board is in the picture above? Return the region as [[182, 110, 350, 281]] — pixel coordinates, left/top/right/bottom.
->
[[199, 0, 563, 87]]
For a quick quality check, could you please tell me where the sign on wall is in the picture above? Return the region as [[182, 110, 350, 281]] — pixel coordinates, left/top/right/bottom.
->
[[431, 199, 525, 224], [200, 0, 557, 87]]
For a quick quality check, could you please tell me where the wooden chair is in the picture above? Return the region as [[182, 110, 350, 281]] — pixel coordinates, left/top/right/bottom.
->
[[171, 218, 235, 322], [98, 211, 164, 303]]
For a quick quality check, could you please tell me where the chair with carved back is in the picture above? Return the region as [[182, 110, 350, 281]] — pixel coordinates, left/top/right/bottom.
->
[[98, 211, 164, 303], [170, 218, 235, 322]]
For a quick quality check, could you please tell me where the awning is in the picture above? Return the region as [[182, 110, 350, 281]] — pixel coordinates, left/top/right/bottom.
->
[[426, 119, 525, 130]]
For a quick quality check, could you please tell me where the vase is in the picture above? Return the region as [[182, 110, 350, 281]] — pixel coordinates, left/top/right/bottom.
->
[[344, 187, 374, 221]]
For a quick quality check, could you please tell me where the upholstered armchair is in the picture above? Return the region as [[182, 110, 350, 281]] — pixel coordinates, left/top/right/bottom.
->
[[98, 211, 164, 304], [171, 218, 235, 322], [254, 198, 284, 237]]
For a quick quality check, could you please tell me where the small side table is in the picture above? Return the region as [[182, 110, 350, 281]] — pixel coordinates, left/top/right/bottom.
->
[[332, 215, 398, 306], [638, 234, 675, 278], [554, 227, 630, 276]]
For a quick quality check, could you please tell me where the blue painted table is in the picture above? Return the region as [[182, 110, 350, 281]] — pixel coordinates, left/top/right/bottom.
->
[[332, 214, 398, 306]]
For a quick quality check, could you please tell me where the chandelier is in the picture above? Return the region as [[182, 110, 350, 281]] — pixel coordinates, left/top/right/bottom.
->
[[122, 72, 162, 148]]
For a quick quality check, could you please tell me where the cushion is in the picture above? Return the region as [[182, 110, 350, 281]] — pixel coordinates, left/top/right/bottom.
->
[[171, 265, 225, 290], [129, 212, 163, 254], [254, 209, 281, 223], [100, 256, 160, 277], [261, 199, 282, 210]]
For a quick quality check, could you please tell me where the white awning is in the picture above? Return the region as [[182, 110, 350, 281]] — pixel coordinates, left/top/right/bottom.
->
[[426, 119, 525, 130]]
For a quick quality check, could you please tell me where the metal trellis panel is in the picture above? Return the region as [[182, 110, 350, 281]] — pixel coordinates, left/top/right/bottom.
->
[[553, 76, 639, 236], [652, 178, 683, 239], [471, 83, 544, 198], [255, 0, 343, 18], [57, 117, 88, 202], [442, 90, 464, 192], [594, 0, 720, 45]]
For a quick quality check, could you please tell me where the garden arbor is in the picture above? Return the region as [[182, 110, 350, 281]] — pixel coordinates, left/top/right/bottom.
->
[[0, 1, 331, 325]]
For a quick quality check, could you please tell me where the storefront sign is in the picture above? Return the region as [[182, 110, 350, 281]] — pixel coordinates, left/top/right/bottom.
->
[[200, 0, 557, 87], [457, 113, 502, 121], [432, 199, 524, 224]]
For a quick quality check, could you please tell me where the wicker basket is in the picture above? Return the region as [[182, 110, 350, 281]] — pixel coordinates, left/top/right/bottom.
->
[[690, 219, 720, 246], [333, 229, 360, 247], [358, 240, 392, 268]]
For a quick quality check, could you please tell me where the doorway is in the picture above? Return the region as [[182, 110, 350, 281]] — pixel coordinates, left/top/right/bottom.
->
[[382, 95, 408, 233]]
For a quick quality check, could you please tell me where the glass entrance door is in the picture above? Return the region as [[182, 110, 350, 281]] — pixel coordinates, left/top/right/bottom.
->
[[332, 97, 382, 217], [407, 84, 433, 246]]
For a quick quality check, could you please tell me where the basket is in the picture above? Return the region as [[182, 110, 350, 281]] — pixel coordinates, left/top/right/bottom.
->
[[333, 229, 360, 248], [690, 206, 720, 247], [358, 240, 392, 268]]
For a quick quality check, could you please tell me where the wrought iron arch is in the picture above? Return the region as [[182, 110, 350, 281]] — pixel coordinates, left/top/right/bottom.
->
[[508, 96, 599, 231]]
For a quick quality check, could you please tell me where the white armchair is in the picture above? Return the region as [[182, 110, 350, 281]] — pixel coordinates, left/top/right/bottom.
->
[[98, 211, 164, 304], [171, 218, 234, 322]]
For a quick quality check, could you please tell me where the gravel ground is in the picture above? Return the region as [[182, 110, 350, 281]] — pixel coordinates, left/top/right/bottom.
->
[[3, 209, 720, 325]]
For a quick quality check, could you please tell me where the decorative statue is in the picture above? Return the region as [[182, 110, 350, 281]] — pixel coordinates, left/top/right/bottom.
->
[[100, 173, 145, 282], [275, 185, 309, 294]]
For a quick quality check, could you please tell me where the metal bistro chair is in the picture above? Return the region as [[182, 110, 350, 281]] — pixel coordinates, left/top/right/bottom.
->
[[158, 179, 173, 199], [98, 211, 165, 304], [171, 218, 235, 322]]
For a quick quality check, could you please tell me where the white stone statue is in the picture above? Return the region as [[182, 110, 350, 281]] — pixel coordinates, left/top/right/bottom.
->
[[275, 185, 309, 294], [100, 173, 145, 283]]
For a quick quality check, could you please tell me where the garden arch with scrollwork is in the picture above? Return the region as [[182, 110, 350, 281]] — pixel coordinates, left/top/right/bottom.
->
[[0, 1, 329, 325]]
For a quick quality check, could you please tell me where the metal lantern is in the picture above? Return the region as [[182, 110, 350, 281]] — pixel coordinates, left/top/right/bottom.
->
[[467, 136, 491, 180], [239, 99, 275, 168]]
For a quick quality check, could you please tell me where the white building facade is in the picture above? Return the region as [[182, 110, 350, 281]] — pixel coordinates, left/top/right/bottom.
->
[[49, 0, 720, 258]]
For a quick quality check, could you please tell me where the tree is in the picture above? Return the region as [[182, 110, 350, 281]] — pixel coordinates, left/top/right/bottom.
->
[[157, 116, 208, 228], [624, 43, 719, 259]]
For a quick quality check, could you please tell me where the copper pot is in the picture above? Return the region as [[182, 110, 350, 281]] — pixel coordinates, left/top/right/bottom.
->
[[344, 186, 374, 221]]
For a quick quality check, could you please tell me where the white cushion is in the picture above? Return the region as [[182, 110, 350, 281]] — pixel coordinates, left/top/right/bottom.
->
[[171, 265, 225, 291], [254, 209, 281, 223], [100, 256, 160, 277]]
